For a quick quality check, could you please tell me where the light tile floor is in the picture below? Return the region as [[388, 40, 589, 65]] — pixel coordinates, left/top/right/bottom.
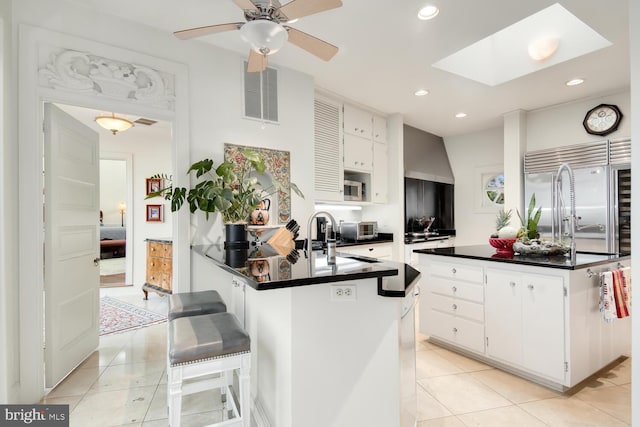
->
[[42, 288, 632, 426]]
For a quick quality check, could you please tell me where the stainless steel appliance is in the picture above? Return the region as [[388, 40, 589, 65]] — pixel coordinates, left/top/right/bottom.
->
[[524, 138, 631, 254], [343, 179, 364, 201], [339, 221, 378, 241]]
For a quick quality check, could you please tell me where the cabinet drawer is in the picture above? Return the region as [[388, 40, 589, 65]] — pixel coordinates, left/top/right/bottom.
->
[[431, 277, 484, 303], [161, 259, 173, 274], [341, 243, 392, 259], [146, 269, 162, 286], [147, 256, 163, 272], [162, 244, 173, 258], [429, 293, 484, 322], [161, 274, 172, 291], [430, 262, 483, 284], [426, 310, 485, 353], [148, 242, 166, 257]]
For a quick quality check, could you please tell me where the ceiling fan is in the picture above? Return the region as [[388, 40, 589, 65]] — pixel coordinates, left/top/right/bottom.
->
[[174, 0, 342, 72]]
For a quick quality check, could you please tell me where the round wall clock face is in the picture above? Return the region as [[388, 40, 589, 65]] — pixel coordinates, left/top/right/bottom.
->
[[583, 104, 623, 136]]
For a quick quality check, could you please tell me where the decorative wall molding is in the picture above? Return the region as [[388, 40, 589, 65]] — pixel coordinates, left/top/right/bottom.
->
[[38, 48, 175, 110]]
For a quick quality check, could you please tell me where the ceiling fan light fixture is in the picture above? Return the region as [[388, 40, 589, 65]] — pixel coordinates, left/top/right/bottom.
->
[[240, 20, 288, 55], [94, 112, 134, 135], [418, 5, 440, 20]]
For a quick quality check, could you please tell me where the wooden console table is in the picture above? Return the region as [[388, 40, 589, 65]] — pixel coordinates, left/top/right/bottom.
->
[[142, 238, 172, 299]]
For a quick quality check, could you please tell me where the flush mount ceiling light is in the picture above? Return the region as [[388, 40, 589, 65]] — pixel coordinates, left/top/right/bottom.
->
[[414, 89, 429, 96], [418, 5, 440, 20], [432, 3, 611, 86], [566, 78, 585, 86], [528, 36, 560, 61], [240, 20, 288, 56], [94, 112, 134, 135]]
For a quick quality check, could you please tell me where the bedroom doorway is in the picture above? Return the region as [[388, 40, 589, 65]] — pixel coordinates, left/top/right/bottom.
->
[[99, 158, 130, 287]]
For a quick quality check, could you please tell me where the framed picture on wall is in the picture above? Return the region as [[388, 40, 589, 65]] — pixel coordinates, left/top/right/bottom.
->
[[146, 204, 163, 222], [146, 178, 163, 195]]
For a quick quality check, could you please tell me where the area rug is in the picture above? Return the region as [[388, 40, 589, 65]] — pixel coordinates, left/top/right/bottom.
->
[[100, 296, 166, 336]]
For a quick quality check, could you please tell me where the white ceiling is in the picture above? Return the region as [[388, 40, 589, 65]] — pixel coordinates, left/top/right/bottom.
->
[[74, 0, 630, 137]]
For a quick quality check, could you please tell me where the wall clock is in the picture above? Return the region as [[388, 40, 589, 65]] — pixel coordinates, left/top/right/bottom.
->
[[582, 104, 623, 136]]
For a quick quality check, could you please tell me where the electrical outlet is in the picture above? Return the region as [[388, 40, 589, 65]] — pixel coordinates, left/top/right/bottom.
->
[[331, 285, 356, 301]]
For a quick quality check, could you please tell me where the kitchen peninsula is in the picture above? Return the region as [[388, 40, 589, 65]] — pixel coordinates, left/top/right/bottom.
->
[[416, 245, 631, 391], [191, 244, 420, 427]]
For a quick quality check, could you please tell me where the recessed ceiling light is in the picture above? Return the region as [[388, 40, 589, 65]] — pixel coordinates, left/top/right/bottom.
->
[[414, 89, 429, 96], [566, 78, 585, 86], [417, 5, 439, 20], [455, 112, 467, 118]]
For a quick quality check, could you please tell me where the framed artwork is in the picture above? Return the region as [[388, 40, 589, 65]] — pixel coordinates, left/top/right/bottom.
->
[[224, 143, 291, 224], [146, 178, 163, 195], [146, 204, 163, 222]]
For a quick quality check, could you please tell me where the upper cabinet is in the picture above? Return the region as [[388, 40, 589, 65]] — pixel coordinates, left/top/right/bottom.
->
[[373, 116, 387, 143], [313, 96, 344, 202], [343, 104, 373, 137]]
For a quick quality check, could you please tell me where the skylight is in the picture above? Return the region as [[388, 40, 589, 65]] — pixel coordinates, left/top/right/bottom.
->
[[431, 3, 612, 86]]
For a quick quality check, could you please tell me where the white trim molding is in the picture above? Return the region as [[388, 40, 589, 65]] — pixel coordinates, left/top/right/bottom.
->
[[18, 24, 191, 403]]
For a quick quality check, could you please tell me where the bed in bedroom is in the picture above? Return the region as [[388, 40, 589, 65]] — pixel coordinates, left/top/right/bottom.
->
[[100, 226, 126, 258]]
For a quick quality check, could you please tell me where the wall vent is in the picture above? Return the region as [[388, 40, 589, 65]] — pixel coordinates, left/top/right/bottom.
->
[[134, 117, 157, 126], [243, 63, 278, 123]]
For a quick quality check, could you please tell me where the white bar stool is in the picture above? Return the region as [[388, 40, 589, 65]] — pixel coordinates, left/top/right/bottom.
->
[[168, 312, 251, 427]]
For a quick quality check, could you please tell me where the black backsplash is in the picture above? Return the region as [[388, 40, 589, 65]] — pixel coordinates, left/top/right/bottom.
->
[[404, 178, 455, 233]]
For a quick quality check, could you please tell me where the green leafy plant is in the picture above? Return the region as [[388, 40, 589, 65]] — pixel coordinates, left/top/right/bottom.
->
[[147, 149, 303, 224], [517, 193, 542, 240]]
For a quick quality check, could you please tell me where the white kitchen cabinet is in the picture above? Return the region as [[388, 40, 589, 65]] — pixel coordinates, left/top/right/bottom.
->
[[343, 103, 373, 137], [372, 141, 388, 203], [313, 96, 344, 201], [340, 242, 392, 260], [404, 237, 453, 265], [344, 133, 373, 172], [420, 260, 485, 353], [373, 115, 387, 143], [485, 268, 565, 382]]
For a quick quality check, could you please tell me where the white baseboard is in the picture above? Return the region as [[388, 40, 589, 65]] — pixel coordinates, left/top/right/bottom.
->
[[251, 396, 272, 427]]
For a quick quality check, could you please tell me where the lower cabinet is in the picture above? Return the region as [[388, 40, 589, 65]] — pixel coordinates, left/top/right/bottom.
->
[[485, 268, 565, 382], [340, 242, 392, 260], [420, 261, 485, 353]]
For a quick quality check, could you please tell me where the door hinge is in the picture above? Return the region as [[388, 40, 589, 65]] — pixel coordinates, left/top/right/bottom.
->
[[486, 337, 489, 347], [563, 287, 567, 297], [564, 361, 569, 372]]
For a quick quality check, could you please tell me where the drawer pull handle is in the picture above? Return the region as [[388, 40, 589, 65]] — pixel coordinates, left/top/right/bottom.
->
[[452, 304, 457, 310], [528, 284, 535, 290], [510, 281, 516, 287], [368, 248, 373, 251], [451, 268, 457, 274], [452, 327, 458, 333], [452, 286, 457, 293]]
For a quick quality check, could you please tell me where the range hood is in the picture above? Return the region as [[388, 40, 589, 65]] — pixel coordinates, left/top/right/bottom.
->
[[403, 124, 455, 184]]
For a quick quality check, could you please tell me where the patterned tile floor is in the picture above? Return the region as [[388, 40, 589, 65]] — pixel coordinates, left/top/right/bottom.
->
[[42, 288, 632, 426]]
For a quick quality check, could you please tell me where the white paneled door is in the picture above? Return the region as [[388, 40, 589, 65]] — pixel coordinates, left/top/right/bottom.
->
[[44, 104, 100, 388]]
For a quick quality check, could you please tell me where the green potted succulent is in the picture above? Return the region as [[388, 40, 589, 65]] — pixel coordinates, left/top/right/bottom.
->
[[517, 193, 542, 240], [148, 149, 303, 247]]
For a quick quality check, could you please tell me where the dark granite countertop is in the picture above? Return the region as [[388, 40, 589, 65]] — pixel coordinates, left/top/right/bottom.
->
[[192, 244, 419, 297], [414, 245, 630, 270]]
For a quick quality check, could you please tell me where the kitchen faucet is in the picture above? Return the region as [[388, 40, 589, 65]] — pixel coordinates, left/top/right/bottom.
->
[[305, 211, 337, 257], [553, 163, 577, 260]]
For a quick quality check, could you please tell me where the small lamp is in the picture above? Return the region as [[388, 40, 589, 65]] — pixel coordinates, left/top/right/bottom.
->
[[118, 202, 126, 227], [95, 112, 134, 135]]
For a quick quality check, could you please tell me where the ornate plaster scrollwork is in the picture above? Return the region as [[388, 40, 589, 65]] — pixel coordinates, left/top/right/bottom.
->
[[38, 49, 175, 110]]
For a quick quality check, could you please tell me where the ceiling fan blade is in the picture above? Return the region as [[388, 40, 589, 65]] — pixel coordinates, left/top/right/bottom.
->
[[174, 23, 242, 40], [233, 0, 258, 11], [279, 0, 342, 20], [247, 50, 267, 73], [285, 27, 338, 61]]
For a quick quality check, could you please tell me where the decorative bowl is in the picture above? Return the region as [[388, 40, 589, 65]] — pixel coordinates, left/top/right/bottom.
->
[[513, 239, 570, 256], [488, 237, 517, 256]]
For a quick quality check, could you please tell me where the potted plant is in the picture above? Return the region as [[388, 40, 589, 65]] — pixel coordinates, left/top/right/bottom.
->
[[517, 193, 542, 240], [148, 148, 303, 247]]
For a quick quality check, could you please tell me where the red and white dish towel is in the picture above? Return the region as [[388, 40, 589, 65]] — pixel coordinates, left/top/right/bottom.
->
[[600, 267, 631, 322]]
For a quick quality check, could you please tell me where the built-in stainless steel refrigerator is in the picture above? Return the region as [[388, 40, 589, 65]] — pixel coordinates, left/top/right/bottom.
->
[[524, 138, 631, 255]]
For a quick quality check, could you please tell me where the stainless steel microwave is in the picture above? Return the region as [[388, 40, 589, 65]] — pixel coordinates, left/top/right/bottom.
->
[[340, 221, 378, 241], [344, 180, 364, 201]]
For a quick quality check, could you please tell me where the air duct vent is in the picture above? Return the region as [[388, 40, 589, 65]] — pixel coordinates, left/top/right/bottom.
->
[[524, 140, 608, 173], [134, 118, 157, 126], [243, 63, 278, 123]]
